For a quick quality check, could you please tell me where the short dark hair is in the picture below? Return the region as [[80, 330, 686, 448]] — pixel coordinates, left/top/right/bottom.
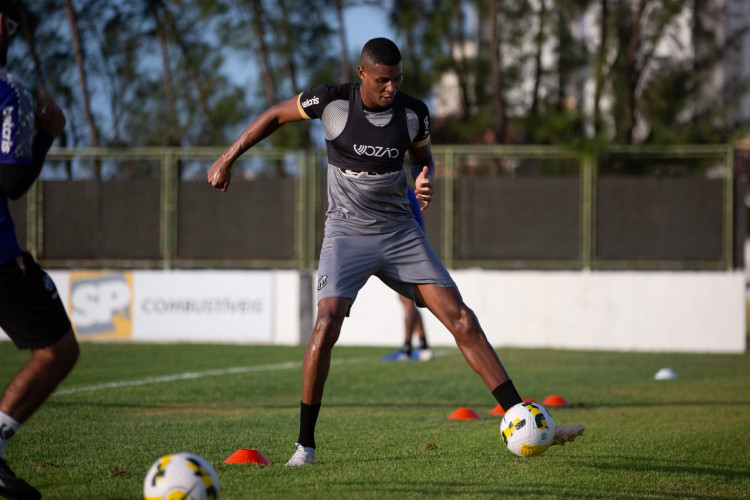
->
[[361, 38, 402, 67]]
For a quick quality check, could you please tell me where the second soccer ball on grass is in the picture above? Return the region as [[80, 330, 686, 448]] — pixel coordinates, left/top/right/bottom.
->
[[143, 451, 220, 500]]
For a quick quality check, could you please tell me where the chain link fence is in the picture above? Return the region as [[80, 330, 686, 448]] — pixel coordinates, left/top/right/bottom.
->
[[8, 145, 740, 271]]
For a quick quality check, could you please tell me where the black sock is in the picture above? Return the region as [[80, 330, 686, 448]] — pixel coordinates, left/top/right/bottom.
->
[[297, 401, 321, 449], [492, 380, 523, 412], [419, 338, 428, 349], [401, 342, 412, 355]]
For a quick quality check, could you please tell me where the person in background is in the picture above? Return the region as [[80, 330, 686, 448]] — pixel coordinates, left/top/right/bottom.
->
[[0, 4, 78, 499], [382, 187, 433, 362]]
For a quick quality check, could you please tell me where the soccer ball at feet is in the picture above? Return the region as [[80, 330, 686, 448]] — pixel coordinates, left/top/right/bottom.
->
[[143, 452, 220, 500], [500, 402, 555, 457]]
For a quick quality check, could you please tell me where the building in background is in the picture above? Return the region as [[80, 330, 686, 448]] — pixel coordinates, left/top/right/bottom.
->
[[432, 0, 749, 143]]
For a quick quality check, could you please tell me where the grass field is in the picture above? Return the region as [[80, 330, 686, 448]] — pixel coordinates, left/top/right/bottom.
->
[[1, 342, 748, 499]]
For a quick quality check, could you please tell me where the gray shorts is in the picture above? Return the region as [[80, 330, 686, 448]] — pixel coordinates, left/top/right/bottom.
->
[[316, 220, 455, 308]]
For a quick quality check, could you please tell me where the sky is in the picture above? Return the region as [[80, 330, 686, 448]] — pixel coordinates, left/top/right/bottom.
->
[[342, 3, 396, 57]]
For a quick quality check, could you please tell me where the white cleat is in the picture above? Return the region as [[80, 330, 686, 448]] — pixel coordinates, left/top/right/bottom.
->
[[411, 348, 434, 361], [285, 442, 315, 466], [551, 424, 585, 446]]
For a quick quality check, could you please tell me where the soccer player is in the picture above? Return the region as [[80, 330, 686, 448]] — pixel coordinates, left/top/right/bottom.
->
[[0, 6, 79, 499], [208, 37, 584, 466], [382, 187, 433, 362]]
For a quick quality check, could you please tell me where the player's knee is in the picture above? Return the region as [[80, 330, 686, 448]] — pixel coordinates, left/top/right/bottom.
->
[[38, 330, 79, 371], [59, 338, 80, 370], [449, 305, 482, 341], [312, 313, 342, 350]]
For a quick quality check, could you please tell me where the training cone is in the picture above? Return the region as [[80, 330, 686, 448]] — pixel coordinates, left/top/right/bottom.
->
[[448, 407, 482, 420], [542, 394, 570, 407], [490, 404, 505, 416], [224, 448, 271, 466]]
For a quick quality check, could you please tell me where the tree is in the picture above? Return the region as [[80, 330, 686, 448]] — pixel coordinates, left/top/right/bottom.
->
[[146, 0, 179, 147], [606, 0, 687, 143], [332, 0, 351, 83], [593, 0, 609, 137], [64, 0, 100, 152], [7, 0, 747, 155], [388, 0, 437, 98], [488, 0, 507, 142]]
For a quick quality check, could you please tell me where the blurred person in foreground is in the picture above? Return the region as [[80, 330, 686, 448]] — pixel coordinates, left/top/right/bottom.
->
[[0, 4, 78, 499], [382, 187, 433, 362], [208, 37, 584, 466]]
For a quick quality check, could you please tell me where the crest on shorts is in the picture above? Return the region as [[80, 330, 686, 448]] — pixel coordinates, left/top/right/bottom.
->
[[317, 275, 327, 290]]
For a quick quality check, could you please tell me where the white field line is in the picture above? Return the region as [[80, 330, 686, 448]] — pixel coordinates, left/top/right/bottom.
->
[[52, 361, 301, 396], [52, 349, 454, 397]]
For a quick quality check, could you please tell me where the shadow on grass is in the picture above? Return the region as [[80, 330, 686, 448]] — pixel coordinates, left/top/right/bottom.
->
[[574, 455, 750, 481]]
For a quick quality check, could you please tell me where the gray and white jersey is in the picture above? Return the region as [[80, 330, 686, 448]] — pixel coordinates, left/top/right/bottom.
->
[[298, 83, 430, 233]]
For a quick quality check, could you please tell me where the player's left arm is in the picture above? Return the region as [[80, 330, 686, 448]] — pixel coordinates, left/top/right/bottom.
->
[[406, 97, 434, 210], [409, 140, 435, 211]]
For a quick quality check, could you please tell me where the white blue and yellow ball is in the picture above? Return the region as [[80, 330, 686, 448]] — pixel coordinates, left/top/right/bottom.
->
[[143, 451, 220, 500], [500, 402, 555, 457]]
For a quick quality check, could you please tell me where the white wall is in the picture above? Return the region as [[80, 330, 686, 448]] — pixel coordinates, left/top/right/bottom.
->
[[336, 270, 746, 353], [1, 269, 744, 353]]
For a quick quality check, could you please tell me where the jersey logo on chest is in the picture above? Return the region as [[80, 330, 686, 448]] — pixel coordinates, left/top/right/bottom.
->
[[352, 145, 400, 158]]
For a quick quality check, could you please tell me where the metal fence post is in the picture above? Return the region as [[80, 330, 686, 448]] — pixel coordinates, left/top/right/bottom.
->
[[26, 178, 41, 258], [442, 147, 455, 269], [160, 149, 177, 269], [724, 145, 735, 270], [580, 153, 596, 270], [297, 151, 311, 270]]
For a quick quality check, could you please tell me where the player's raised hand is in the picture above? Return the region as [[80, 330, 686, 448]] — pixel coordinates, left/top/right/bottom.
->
[[35, 94, 66, 139], [207, 157, 232, 192], [414, 165, 433, 210]]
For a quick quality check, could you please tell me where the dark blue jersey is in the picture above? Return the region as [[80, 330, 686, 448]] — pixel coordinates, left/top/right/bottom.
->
[[407, 187, 423, 229], [0, 67, 34, 264]]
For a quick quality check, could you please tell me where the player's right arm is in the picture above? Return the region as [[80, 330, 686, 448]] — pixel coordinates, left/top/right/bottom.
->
[[208, 95, 305, 192], [0, 94, 66, 200]]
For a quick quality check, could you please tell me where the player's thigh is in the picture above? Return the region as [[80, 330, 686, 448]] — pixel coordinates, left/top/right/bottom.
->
[[317, 231, 381, 301], [380, 225, 455, 289], [416, 284, 470, 329], [0, 253, 71, 350]]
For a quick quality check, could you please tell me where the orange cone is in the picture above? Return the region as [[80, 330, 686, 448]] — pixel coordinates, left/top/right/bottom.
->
[[224, 448, 271, 466], [448, 407, 482, 420], [491, 398, 539, 416], [490, 404, 505, 415], [542, 394, 570, 407]]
